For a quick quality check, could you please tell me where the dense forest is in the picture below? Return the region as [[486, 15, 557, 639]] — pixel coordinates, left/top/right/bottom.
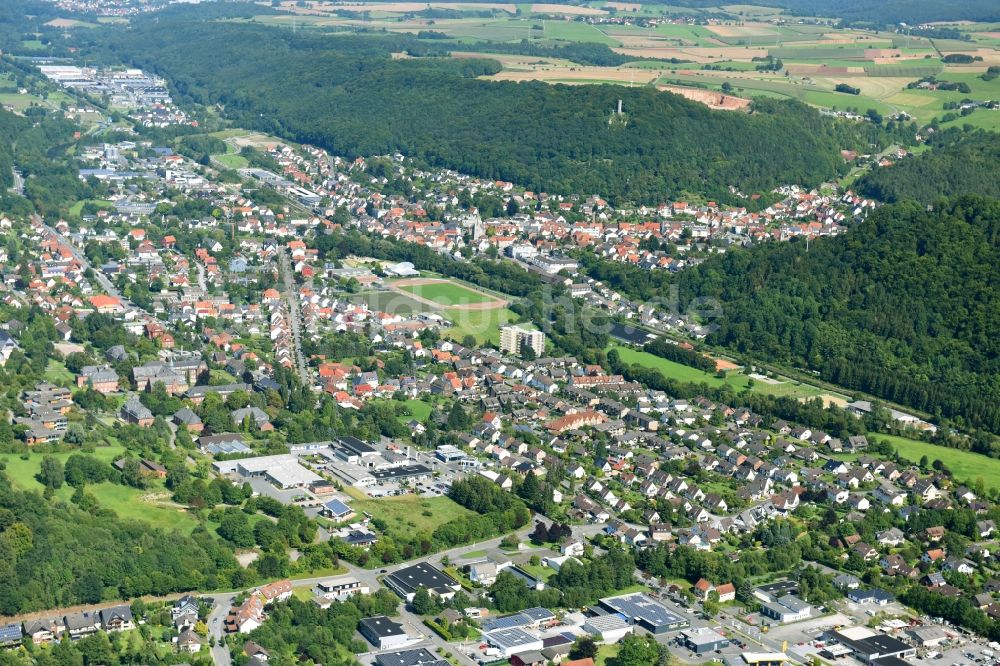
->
[[0, 470, 239, 614], [673, 197, 1000, 435], [0, 105, 93, 218], [856, 131, 1000, 203], [84, 21, 880, 206]]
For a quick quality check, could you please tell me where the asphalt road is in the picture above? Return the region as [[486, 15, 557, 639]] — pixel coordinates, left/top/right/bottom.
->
[[39, 217, 126, 301], [278, 249, 310, 384], [207, 519, 608, 665]]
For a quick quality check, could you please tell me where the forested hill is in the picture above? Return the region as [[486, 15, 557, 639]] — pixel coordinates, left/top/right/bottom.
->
[[856, 131, 1000, 203], [83, 21, 879, 206], [675, 198, 1000, 435]]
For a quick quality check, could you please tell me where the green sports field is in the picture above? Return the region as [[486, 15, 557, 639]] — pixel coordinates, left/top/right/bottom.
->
[[398, 281, 496, 305]]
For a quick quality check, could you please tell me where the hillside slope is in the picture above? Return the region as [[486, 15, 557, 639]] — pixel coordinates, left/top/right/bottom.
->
[[857, 131, 1000, 203], [676, 198, 1000, 433], [83, 21, 880, 206]]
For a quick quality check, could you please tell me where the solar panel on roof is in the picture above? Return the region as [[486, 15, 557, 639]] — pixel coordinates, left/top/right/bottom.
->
[[0, 623, 22, 642], [483, 613, 530, 631]]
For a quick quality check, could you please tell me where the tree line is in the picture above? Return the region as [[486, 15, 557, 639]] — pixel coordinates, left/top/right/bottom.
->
[[81, 20, 881, 206]]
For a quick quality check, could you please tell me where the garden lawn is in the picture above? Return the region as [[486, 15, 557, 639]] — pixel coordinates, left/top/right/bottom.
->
[[874, 434, 1000, 489]]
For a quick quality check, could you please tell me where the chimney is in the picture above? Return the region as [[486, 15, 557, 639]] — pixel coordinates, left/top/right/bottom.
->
[[617, 99, 623, 115]]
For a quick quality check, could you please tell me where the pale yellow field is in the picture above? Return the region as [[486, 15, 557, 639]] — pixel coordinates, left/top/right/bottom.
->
[[280, 1, 517, 13], [613, 45, 768, 62], [490, 66, 660, 83], [814, 76, 913, 98], [604, 1, 642, 10], [705, 23, 780, 37], [531, 3, 607, 14], [453, 52, 574, 68]]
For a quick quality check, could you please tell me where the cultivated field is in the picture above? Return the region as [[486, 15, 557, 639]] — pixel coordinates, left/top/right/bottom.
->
[[257, 2, 1000, 127]]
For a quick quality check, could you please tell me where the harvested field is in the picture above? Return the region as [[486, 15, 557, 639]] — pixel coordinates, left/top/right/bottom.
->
[[657, 85, 751, 110], [706, 23, 779, 38], [491, 66, 660, 84], [864, 48, 901, 58], [604, 1, 642, 9], [453, 51, 571, 68], [614, 45, 769, 62], [532, 3, 606, 14], [288, 1, 517, 12]]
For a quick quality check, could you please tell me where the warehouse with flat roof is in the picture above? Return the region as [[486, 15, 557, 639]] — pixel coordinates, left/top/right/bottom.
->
[[384, 562, 461, 601], [598, 593, 689, 634], [681, 627, 730, 654]]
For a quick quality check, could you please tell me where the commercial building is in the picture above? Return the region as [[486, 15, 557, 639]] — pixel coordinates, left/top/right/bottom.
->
[[500, 325, 545, 357], [313, 577, 369, 604], [374, 648, 450, 666], [321, 498, 353, 520], [760, 595, 811, 623], [830, 627, 917, 664], [681, 627, 730, 654], [482, 627, 544, 658], [370, 464, 432, 484], [582, 614, 633, 643], [384, 562, 461, 601], [598, 593, 689, 634], [213, 454, 321, 490], [359, 616, 408, 650]]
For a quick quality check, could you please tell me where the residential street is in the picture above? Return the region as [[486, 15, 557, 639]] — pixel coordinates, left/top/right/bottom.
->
[[278, 248, 310, 384]]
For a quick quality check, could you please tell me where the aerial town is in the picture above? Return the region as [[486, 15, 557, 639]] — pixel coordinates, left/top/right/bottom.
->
[[0, 11, 996, 666]]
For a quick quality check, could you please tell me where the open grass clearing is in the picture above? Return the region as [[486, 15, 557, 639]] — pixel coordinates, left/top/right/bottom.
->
[[213, 152, 249, 169], [608, 343, 827, 399], [875, 434, 1000, 489], [0, 445, 207, 533], [347, 494, 476, 538], [444, 306, 520, 345]]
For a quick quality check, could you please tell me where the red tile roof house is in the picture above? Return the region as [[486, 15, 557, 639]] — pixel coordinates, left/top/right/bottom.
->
[[259, 579, 293, 605]]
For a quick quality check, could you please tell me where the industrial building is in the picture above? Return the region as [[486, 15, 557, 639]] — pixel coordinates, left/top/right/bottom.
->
[[598, 593, 689, 634], [374, 648, 450, 666], [759, 595, 811, 623], [213, 454, 322, 489], [582, 614, 633, 643], [384, 562, 461, 601], [482, 627, 544, 658], [359, 616, 408, 650], [681, 627, 730, 654], [829, 627, 917, 664], [371, 464, 432, 484]]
